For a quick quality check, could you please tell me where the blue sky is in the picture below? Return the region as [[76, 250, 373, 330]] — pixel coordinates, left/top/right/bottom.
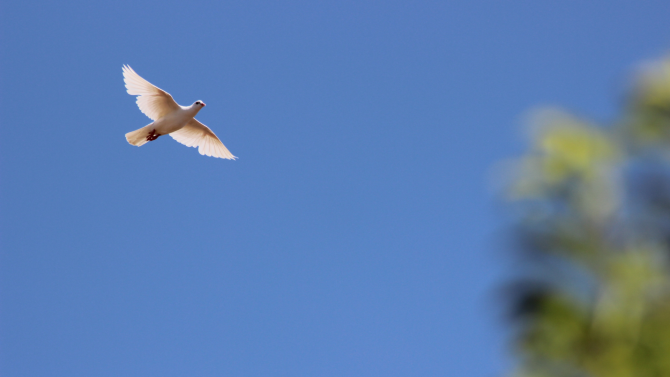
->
[[2, 1, 670, 376]]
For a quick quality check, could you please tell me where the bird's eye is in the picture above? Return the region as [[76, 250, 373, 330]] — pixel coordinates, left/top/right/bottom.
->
[[196, 101, 200, 104]]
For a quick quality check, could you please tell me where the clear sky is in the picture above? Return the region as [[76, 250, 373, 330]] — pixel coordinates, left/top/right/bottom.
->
[[2, 1, 670, 376]]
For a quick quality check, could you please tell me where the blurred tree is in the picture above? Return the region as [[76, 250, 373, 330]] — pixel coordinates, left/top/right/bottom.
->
[[506, 57, 670, 377]]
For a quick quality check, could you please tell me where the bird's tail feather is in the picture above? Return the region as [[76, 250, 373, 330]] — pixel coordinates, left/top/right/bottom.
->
[[125, 124, 154, 147]]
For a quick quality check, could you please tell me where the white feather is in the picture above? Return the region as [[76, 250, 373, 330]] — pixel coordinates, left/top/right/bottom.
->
[[170, 119, 237, 160]]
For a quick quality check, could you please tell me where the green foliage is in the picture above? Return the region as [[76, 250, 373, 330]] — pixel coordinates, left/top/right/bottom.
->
[[507, 57, 670, 377]]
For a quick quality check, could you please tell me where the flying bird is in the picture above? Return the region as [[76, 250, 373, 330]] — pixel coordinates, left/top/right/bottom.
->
[[122, 65, 237, 159]]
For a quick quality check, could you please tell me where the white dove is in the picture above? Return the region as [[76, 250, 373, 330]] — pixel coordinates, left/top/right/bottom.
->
[[123, 65, 237, 159]]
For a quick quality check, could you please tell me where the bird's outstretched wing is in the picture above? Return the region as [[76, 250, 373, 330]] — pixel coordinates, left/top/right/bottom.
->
[[170, 119, 237, 159], [122, 65, 180, 121]]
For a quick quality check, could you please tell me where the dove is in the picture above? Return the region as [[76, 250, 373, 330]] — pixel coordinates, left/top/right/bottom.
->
[[122, 65, 237, 159]]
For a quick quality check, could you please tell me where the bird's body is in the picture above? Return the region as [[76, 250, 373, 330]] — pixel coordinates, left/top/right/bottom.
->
[[122, 65, 237, 159], [152, 106, 200, 135]]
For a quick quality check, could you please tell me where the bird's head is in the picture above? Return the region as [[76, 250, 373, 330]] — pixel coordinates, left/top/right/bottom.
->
[[193, 100, 206, 111]]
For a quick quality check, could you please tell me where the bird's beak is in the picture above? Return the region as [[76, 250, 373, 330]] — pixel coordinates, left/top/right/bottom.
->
[[202, 102, 206, 107]]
